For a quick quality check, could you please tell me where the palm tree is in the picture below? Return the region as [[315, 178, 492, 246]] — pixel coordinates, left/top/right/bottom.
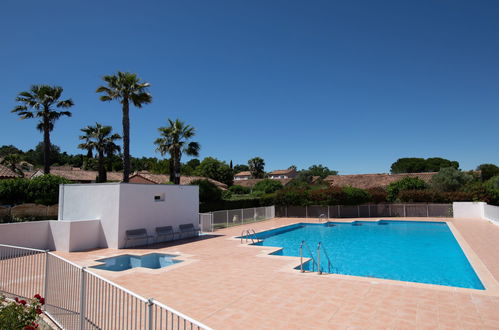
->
[[154, 119, 200, 184], [96, 72, 152, 182], [78, 123, 121, 183], [12, 85, 74, 174]]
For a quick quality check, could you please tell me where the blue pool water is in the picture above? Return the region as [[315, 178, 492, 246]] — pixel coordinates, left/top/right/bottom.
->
[[91, 253, 182, 272], [251, 221, 484, 289]]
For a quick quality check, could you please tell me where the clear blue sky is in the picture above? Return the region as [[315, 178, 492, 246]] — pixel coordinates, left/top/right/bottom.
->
[[1, 0, 498, 174]]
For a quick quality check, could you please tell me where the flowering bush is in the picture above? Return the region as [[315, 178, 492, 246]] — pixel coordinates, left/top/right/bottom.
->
[[0, 294, 45, 330]]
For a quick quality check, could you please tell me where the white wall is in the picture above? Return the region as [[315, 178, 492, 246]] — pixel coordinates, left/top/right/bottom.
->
[[59, 183, 120, 248], [453, 202, 499, 226], [484, 204, 499, 226], [118, 184, 199, 248], [452, 202, 486, 219], [0, 219, 102, 252], [0, 221, 52, 250], [59, 183, 199, 249]]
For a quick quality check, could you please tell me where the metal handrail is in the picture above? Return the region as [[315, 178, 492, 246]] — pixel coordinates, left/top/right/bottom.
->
[[299, 240, 317, 272], [317, 242, 332, 274], [319, 214, 328, 223], [240, 229, 261, 244]]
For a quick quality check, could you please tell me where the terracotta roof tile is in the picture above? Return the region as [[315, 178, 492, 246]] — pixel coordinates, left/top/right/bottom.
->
[[234, 171, 251, 177], [268, 169, 295, 175], [0, 164, 21, 179], [129, 172, 228, 189], [323, 172, 438, 189]]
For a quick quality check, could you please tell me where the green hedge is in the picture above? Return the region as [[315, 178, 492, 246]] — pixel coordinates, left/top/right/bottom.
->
[[0, 175, 70, 205], [200, 195, 274, 212]]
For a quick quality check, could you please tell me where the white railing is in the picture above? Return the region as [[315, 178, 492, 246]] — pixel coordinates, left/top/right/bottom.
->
[[199, 205, 275, 231], [0, 244, 211, 330]]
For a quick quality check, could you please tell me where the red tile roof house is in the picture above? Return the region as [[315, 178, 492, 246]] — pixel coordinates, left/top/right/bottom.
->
[[29, 166, 123, 183], [267, 168, 298, 179], [233, 171, 252, 181], [323, 172, 438, 189], [0, 164, 22, 180], [129, 171, 228, 190]]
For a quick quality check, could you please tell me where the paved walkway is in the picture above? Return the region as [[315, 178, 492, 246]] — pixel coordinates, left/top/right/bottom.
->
[[56, 217, 499, 329]]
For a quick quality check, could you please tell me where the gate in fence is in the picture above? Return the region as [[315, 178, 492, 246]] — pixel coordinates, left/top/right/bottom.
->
[[0, 244, 211, 330]]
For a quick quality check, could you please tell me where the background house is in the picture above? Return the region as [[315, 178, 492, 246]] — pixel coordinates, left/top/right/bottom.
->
[[268, 168, 297, 179], [233, 171, 252, 181], [29, 166, 123, 183]]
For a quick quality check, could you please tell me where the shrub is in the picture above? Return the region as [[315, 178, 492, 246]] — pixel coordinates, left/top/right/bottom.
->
[[274, 188, 310, 206], [0, 294, 45, 329], [366, 187, 388, 203], [191, 179, 222, 203], [387, 177, 428, 202], [486, 176, 499, 189], [221, 190, 232, 199], [0, 175, 69, 205], [28, 175, 71, 205], [0, 179, 30, 205], [253, 179, 283, 194], [342, 186, 371, 205], [397, 190, 447, 203], [430, 167, 475, 192], [477, 164, 499, 181], [228, 185, 250, 195]]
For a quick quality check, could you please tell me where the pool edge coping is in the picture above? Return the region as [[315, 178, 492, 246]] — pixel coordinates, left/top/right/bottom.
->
[[233, 218, 499, 296]]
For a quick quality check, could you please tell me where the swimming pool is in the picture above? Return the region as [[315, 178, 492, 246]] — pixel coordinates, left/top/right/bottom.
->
[[251, 221, 484, 290], [91, 253, 182, 272]]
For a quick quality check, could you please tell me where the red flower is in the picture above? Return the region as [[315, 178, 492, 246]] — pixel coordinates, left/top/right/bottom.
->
[[19, 299, 27, 305], [39, 297, 45, 305], [34, 294, 42, 300], [35, 308, 43, 315], [14, 297, 19, 302]]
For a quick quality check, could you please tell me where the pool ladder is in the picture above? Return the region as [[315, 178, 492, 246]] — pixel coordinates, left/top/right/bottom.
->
[[240, 229, 261, 244], [299, 240, 332, 275]]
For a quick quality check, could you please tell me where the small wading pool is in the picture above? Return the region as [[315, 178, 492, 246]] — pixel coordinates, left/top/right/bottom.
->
[[246, 221, 485, 290], [91, 253, 182, 272]]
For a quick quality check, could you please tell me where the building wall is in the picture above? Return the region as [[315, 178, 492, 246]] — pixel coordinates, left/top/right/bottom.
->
[[453, 202, 486, 219], [59, 183, 120, 248], [117, 184, 199, 248]]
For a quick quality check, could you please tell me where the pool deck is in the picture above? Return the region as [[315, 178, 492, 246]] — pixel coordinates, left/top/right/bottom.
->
[[55, 217, 499, 329]]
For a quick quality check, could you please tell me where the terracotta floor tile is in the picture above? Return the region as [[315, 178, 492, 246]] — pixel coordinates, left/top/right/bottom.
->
[[38, 217, 499, 329]]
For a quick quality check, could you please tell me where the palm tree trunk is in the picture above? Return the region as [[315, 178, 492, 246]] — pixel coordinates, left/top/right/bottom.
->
[[169, 155, 175, 183], [174, 150, 181, 185], [97, 150, 106, 183], [43, 117, 51, 175], [122, 98, 130, 182]]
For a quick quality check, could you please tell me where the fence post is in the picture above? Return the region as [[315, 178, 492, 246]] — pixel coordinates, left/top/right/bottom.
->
[[285, 206, 288, 217], [254, 207, 257, 220], [357, 205, 360, 217], [403, 204, 406, 217], [426, 204, 429, 217], [306, 205, 308, 218], [389, 204, 391, 217], [79, 267, 87, 330], [368, 204, 371, 217], [338, 205, 341, 218], [327, 206, 330, 218], [226, 210, 229, 228], [241, 209, 244, 224], [43, 250, 49, 310], [147, 298, 153, 330], [210, 212, 214, 232]]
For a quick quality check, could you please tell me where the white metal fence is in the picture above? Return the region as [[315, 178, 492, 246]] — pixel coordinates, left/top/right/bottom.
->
[[0, 244, 211, 330], [199, 205, 275, 231], [275, 203, 453, 218]]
